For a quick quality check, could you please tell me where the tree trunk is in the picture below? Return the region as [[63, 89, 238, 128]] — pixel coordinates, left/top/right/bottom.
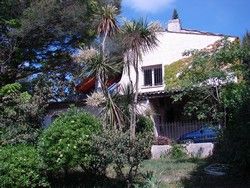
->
[[130, 55, 139, 140], [95, 30, 108, 91]]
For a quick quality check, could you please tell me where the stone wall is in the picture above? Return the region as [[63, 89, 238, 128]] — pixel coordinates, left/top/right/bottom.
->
[[151, 143, 214, 159]]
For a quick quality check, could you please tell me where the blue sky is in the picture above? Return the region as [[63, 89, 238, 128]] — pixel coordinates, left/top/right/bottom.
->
[[121, 0, 250, 38]]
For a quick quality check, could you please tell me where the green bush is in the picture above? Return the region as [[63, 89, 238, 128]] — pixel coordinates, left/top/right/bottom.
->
[[38, 108, 102, 172], [93, 130, 153, 184], [215, 97, 250, 175], [0, 82, 49, 145], [170, 144, 187, 159], [136, 115, 154, 134], [0, 145, 49, 188]]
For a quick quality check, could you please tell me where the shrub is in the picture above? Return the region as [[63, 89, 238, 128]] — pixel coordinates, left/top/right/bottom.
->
[[38, 108, 102, 172], [214, 97, 250, 175], [170, 144, 187, 159], [0, 144, 49, 188], [136, 115, 154, 134], [93, 130, 153, 184], [0, 81, 49, 145]]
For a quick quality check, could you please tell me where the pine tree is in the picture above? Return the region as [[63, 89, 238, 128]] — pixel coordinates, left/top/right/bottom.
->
[[172, 9, 179, 19]]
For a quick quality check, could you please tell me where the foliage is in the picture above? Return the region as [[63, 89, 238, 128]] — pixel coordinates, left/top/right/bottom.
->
[[133, 171, 161, 188], [0, 144, 49, 188], [96, 4, 119, 38], [170, 144, 187, 159], [221, 82, 250, 110], [93, 130, 153, 184], [38, 108, 102, 172], [0, 81, 50, 145], [136, 115, 154, 134], [75, 3, 123, 129], [0, 0, 121, 100], [242, 31, 250, 80], [172, 39, 245, 88], [79, 49, 122, 82], [214, 96, 250, 175], [164, 57, 192, 89], [168, 38, 249, 122], [122, 18, 159, 138]]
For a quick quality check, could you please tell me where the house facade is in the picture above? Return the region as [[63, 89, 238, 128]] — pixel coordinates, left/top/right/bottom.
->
[[44, 18, 237, 139], [118, 18, 237, 138]]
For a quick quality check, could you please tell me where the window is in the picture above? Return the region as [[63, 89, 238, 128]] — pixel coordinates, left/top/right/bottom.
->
[[143, 65, 163, 86]]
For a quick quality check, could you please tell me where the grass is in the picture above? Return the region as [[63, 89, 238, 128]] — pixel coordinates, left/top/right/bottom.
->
[[47, 157, 250, 187], [140, 157, 250, 188], [140, 157, 204, 187]]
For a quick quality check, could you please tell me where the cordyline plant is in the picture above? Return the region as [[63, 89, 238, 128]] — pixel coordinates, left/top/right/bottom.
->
[[76, 4, 124, 129], [121, 19, 159, 139]]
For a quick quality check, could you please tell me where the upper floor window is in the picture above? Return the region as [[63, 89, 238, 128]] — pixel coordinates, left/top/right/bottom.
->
[[143, 65, 163, 86]]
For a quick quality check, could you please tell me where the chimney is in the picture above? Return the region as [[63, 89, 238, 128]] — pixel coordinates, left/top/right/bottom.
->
[[167, 19, 181, 32]]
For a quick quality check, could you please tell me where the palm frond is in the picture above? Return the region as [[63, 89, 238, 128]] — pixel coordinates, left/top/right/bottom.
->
[[96, 4, 119, 37], [122, 18, 159, 61]]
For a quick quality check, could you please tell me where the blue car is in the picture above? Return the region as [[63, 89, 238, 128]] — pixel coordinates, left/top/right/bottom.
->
[[178, 127, 219, 143]]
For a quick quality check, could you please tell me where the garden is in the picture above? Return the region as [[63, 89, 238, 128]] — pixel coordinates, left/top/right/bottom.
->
[[1, 1, 250, 187]]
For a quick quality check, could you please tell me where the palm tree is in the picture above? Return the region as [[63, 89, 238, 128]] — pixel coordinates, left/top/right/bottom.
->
[[96, 4, 119, 90], [122, 19, 159, 139], [97, 5, 119, 54], [79, 49, 123, 129]]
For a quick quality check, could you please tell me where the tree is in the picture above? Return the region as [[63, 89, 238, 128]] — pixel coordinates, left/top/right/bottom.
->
[[172, 9, 179, 19], [168, 38, 248, 125], [76, 4, 123, 129], [213, 34, 250, 174], [242, 31, 250, 79], [0, 79, 51, 145], [96, 4, 119, 90], [122, 19, 158, 139], [78, 49, 123, 129], [0, 0, 121, 100]]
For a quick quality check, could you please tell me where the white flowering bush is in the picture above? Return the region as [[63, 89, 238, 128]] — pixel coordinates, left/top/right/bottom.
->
[[38, 108, 102, 172]]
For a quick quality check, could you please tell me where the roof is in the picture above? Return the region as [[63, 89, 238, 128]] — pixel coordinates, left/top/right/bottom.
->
[[46, 94, 87, 111], [165, 28, 238, 38], [138, 89, 183, 100], [75, 74, 122, 94]]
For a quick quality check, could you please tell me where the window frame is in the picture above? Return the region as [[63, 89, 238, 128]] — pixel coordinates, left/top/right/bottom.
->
[[142, 65, 163, 87]]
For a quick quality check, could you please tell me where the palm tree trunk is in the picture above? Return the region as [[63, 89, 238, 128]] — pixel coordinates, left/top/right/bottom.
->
[[95, 70, 102, 91], [130, 55, 139, 140], [96, 30, 109, 91], [102, 30, 108, 57]]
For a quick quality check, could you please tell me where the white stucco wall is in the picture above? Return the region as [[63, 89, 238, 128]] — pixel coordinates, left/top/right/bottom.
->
[[118, 31, 236, 93], [151, 143, 215, 159]]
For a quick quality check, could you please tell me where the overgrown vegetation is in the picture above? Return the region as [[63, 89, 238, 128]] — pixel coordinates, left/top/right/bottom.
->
[[214, 34, 250, 175], [93, 130, 153, 185], [168, 38, 249, 124], [136, 115, 154, 134], [0, 81, 50, 145], [164, 57, 192, 89], [167, 32, 250, 177], [1, 0, 250, 187], [169, 144, 188, 159], [0, 145, 49, 188], [38, 108, 102, 173]]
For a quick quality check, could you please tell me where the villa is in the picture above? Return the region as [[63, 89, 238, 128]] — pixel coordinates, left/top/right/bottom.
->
[[44, 17, 237, 139]]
